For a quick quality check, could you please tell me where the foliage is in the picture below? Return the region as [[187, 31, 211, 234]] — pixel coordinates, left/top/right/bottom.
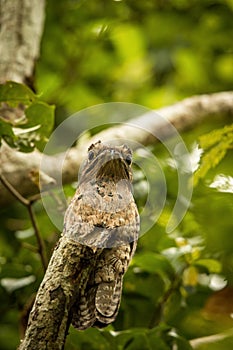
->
[[194, 124, 233, 185], [1, 117, 233, 349], [66, 325, 192, 350], [36, 0, 233, 119], [1, 1, 233, 350], [0, 82, 55, 152]]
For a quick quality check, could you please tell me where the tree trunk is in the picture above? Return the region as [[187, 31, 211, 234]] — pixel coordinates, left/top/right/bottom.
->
[[0, 0, 45, 86]]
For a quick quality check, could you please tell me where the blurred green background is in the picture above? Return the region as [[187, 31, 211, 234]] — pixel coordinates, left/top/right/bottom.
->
[[1, 0, 233, 349]]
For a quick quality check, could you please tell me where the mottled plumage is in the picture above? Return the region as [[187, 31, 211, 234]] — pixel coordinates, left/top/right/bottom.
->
[[63, 141, 139, 330]]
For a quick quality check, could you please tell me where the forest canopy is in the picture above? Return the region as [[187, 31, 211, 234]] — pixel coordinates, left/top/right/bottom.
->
[[0, 1, 233, 349]]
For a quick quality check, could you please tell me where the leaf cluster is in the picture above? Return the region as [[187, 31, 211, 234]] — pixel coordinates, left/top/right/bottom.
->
[[0, 82, 55, 152], [37, 0, 233, 117], [1, 0, 233, 349], [194, 124, 233, 185]]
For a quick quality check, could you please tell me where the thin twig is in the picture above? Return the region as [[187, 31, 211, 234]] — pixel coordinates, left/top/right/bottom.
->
[[27, 204, 48, 271], [28, 193, 43, 204], [148, 271, 183, 329], [21, 242, 39, 253], [0, 173, 29, 206], [0, 173, 48, 271]]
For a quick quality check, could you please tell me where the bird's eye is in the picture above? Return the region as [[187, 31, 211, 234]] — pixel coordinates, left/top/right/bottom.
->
[[125, 154, 132, 165], [88, 151, 95, 161]]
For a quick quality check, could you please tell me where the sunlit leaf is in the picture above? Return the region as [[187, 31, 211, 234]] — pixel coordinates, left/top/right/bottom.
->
[[209, 174, 233, 194], [194, 259, 222, 274], [199, 124, 233, 150], [183, 266, 198, 287], [194, 139, 233, 186]]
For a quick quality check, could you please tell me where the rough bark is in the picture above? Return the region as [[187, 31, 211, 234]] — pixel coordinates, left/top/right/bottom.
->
[[18, 236, 87, 350], [0, 0, 45, 86], [1, 91, 233, 207]]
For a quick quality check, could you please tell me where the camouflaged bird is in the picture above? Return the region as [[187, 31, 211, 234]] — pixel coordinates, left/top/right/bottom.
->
[[63, 140, 139, 330]]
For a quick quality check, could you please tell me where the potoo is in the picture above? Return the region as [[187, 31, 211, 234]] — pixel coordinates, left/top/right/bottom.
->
[[63, 140, 139, 330]]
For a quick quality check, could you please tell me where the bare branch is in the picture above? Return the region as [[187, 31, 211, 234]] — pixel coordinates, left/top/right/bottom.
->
[[1, 91, 233, 207], [190, 327, 233, 349], [27, 205, 48, 272], [0, 173, 48, 271]]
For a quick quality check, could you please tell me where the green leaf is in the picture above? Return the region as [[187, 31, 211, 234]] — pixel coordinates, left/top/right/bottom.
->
[[133, 253, 175, 280], [116, 330, 151, 350], [66, 327, 113, 350], [194, 259, 222, 274], [0, 82, 55, 151], [24, 102, 55, 151], [0, 81, 36, 106], [169, 332, 192, 350], [0, 118, 16, 146], [194, 127, 233, 186], [148, 332, 170, 350], [163, 290, 183, 322], [199, 124, 233, 150]]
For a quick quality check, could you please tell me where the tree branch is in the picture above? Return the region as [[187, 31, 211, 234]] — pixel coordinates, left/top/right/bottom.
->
[[27, 204, 48, 272], [1, 91, 233, 207], [190, 327, 233, 349], [18, 237, 91, 350], [0, 173, 48, 271]]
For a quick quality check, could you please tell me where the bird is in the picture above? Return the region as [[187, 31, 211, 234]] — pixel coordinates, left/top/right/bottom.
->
[[63, 140, 139, 330]]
